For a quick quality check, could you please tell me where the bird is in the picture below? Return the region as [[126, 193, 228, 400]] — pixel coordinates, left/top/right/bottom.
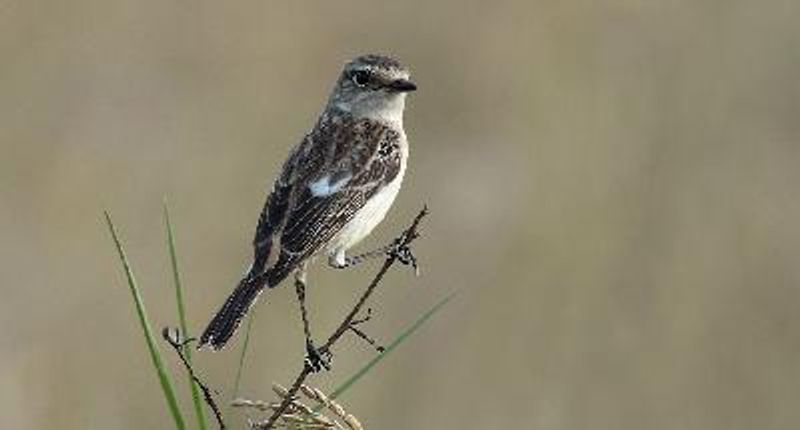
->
[[198, 54, 417, 364]]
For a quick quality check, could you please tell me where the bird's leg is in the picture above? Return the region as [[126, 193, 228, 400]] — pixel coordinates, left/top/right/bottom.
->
[[293, 269, 331, 372], [327, 245, 393, 269], [328, 237, 420, 275]]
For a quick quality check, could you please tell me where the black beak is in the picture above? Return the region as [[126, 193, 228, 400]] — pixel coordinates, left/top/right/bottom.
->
[[387, 78, 417, 93]]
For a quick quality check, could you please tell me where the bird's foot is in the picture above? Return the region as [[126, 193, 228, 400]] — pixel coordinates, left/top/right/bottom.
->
[[304, 339, 332, 373], [389, 236, 419, 275]]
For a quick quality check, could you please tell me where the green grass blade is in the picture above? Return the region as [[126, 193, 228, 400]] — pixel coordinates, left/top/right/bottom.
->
[[224, 311, 256, 420], [231, 312, 256, 400], [329, 290, 458, 401], [164, 202, 209, 430], [105, 211, 187, 430]]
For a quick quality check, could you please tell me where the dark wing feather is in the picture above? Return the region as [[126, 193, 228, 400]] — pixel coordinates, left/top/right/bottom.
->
[[249, 114, 402, 286]]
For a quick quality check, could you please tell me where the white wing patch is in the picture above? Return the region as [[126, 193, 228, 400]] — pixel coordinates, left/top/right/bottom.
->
[[309, 174, 352, 197]]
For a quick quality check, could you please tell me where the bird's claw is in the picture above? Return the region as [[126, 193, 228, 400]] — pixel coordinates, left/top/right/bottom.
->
[[304, 340, 332, 373], [389, 238, 419, 275]]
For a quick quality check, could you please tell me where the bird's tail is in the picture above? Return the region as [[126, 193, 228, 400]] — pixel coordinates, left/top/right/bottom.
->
[[199, 276, 266, 350]]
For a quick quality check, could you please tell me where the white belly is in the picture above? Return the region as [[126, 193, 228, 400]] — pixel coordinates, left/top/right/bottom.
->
[[328, 147, 407, 257], [329, 171, 404, 255]]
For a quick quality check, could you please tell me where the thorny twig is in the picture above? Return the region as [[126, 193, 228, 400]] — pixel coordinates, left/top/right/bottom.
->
[[347, 309, 385, 353], [162, 328, 227, 429], [257, 206, 428, 429], [160, 206, 427, 429]]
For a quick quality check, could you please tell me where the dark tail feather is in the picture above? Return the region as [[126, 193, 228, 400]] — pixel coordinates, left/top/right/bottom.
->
[[199, 277, 266, 350]]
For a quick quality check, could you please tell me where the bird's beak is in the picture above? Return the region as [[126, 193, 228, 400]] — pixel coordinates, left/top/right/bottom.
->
[[387, 78, 417, 93]]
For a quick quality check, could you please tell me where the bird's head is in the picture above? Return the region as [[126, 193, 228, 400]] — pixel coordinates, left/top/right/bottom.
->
[[329, 54, 416, 124]]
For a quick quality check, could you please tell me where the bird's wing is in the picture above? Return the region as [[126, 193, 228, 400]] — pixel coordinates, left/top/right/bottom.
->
[[248, 115, 403, 283]]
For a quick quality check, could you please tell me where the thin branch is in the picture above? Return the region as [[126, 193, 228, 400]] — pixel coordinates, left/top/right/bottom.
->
[[162, 328, 227, 429], [347, 309, 385, 353], [257, 206, 428, 429]]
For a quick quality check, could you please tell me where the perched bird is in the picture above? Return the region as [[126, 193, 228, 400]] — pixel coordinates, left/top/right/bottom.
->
[[198, 54, 416, 362]]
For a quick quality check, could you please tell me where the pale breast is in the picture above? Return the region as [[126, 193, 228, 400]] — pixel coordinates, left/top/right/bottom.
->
[[328, 135, 408, 255]]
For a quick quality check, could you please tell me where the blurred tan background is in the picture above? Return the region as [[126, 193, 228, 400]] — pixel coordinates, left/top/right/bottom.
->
[[2, 0, 799, 428]]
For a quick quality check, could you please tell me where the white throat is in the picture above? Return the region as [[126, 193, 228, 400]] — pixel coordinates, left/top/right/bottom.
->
[[335, 94, 406, 127]]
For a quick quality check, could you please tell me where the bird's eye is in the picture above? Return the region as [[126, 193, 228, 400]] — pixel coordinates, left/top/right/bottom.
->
[[351, 70, 370, 87]]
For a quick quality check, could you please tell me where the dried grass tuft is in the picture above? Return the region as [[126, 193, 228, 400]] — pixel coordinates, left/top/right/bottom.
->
[[233, 383, 363, 430]]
